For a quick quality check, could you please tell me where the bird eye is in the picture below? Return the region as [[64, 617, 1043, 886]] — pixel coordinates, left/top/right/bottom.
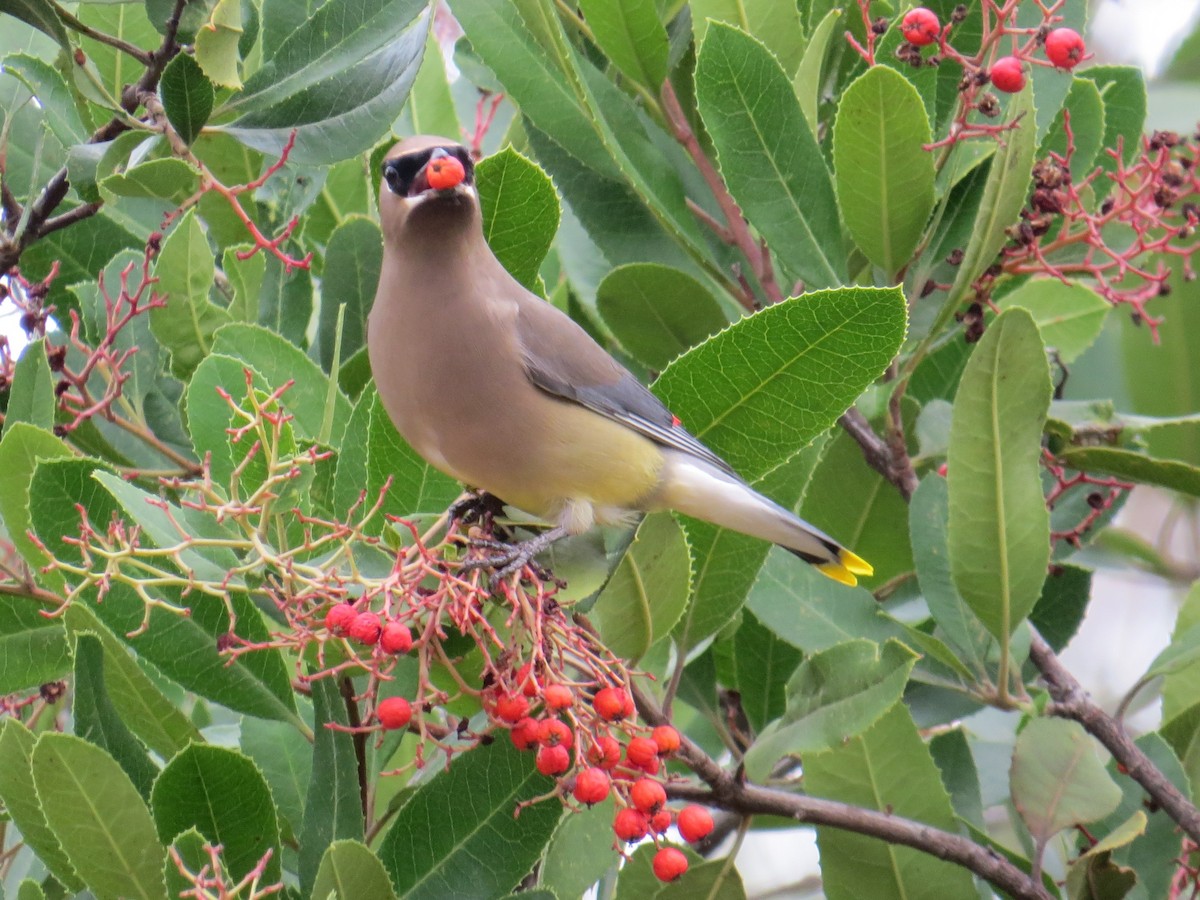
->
[[383, 161, 404, 194]]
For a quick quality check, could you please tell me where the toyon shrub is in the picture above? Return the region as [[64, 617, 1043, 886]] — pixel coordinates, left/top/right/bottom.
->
[[0, 1, 1196, 898]]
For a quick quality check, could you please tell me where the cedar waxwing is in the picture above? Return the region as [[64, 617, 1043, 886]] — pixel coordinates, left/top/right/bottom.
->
[[367, 136, 872, 586]]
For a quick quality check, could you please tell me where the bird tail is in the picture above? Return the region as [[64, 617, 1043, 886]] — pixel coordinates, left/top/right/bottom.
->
[[656, 452, 873, 587]]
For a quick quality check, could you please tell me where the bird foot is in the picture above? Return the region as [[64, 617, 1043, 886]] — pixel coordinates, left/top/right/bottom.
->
[[460, 526, 567, 584], [447, 491, 507, 528]]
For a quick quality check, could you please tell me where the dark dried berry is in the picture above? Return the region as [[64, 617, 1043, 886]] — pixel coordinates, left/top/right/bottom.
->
[[945, 248, 964, 266], [921, 279, 938, 298]]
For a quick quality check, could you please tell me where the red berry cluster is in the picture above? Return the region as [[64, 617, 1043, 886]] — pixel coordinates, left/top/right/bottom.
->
[[498, 679, 715, 882], [324, 603, 418, 731]]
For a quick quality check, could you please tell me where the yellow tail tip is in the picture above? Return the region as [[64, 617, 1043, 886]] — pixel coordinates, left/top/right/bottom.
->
[[816, 550, 873, 587]]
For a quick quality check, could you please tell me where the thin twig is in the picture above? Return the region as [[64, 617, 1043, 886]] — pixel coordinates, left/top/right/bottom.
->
[[839, 408, 919, 500]]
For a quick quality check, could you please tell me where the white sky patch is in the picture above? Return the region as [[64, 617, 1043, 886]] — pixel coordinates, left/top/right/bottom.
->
[[1092, 0, 1200, 75]]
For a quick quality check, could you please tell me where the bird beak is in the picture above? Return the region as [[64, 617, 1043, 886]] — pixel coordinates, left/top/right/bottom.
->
[[411, 148, 469, 199]]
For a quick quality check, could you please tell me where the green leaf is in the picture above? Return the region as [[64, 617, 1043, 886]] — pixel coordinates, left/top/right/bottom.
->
[[151, 744, 281, 884], [194, 0, 243, 88], [929, 728, 985, 828], [948, 308, 1051, 640], [71, 635, 158, 800], [691, 0, 806, 76], [577, 0, 668, 90], [32, 733, 168, 900], [258, 250, 313, 346], [319, 216, 381, 372], [1030, 564, 1091, 653], [0, 423, 72, 578], [240, 716, 312, 839], [377, 740, 561, 899], [299, 678, 364, 896], [996, 279, 1109, 364], [158, 52, 214, 145], [942, 86, 1038, 315], [805, 703, 977, 899], [590, 512, 692, 661], [656, 287, 903, 481], [743, 639, 917, 781], [1163, 583, 1200, 723], [313, 840, 397, 900], [0, 721, 85, 892], [453, 1, 615, 176], [222, 246, 265, 323], [21, 210, 140, 288], [99, 157, 201, 205], [222, 0, 429, 165], [746, 552, 897, 652], [1078, 66, 1147, 194], [0, 51, 86, 147], [3, 337, 55, 435], [408, 30, 459, 139], [212, 323, 352, 442], [151, 209, 231, 379], [833, 65, 935, 277], [1039, 77, 1106, 178], [720, 609, 802, 733], [540, 797, 617, 900], [596, 263, 729, 371], [0, 0, 71, 48], [476, 146, 560, 293], [1011, 718, 1123, 852], [795, 8, 842, 133], [910, 475, 990, 674], [1056, 446, 1200, 498], [63, 604, 202, 761], [695, 22, 845, 289], [0, 600, 70, 693]]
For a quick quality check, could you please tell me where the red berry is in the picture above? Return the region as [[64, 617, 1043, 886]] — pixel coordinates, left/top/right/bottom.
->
[[586, 735, 622, 770], [652, 725, 681, 755], [516, 662, 540, 697], [324, 603, 355, 634], [426, 155, 466, 190], [900, 7, 940, 46], [593, 687, 633, 722], [380, 621, 413, 654], [377, 696, 412, 730], [493, 693, 530, 724], [989, 56, 1025, 93], [625, 737, 659, 770], [572, 767, 611, 805], [630, 778, 667, 814], [538, 718, 573, 748], [348, 612, 382, 645], [613, 808, 650, 842], [650, 808, 672, 834], [543, 684, 574, 710], [510, 717, 541, 751], [652, 847, 689, 882], [1045, 27, 1085, 69], [536, 743, 571, 776], [677, 805, 715, 843]]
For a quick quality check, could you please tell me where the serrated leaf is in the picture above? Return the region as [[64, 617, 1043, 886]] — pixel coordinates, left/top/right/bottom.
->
[[222, 0, 429, 165], [744, 639, 917, 781], [0, 0, 71, 47], [653, 286, 906, 481], [696, 23, 844, 289], [1039, 76, 1106, 178], [691, 0, 805, 76], [408, 30, 459, 138], [834, 65, 935, 277], [477, 146, 560, 292], [1078, 67, 1146, 197], [159, 52, 214, 144], [0, 721, 85, 891], [194, 0, 243, 88], [540, 797, 616, 900], [151, 744, 281, 884], [805, 703, 976, 899], [996, 279, 1109, 364], [240, 716, 312, 839], [63, 604, 202, 760], [222, 245, 265, 323], [596, 263, 728, 371], [319, 216, 381, 372], [299, 678, 363, 896], [2, 50, 86, 151], [948, 308, 1051, 640], [795, 8, 841, 133], [71, 635, 158, 800], [20, 210, 140, 288], [1057, 446, 1200, 498], [258, 250, 313, 346], [151, 209, 231, 379], [577, 0, 668, 90], [724, 609, 802, 733], [32, 733, 168, 900], [1011, 718, 1122, 850], [0, 423, 72, 578], [312, 840, 396, 900], [3, 337, 55, 435], [377, 740, 561, 899], [590, 512, 692, 660], [0, 600, 70, 693]]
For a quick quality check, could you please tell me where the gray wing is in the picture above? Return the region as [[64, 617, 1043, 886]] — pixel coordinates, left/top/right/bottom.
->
[[515, 293, 737, 477]]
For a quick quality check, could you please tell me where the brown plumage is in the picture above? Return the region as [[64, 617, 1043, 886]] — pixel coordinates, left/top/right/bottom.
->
[[367, 136, 871, 585]]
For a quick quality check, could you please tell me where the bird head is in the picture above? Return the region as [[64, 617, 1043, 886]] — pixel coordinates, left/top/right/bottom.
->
[[379, 136, 477, 240]]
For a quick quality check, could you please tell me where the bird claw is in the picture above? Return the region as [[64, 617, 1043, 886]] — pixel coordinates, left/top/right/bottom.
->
[[459, 527, 567, 586]]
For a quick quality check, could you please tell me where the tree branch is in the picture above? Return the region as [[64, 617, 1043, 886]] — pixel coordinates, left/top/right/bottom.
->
[[1030, 631, 1200, 845], [839, 407, 919, 500], [629, 683, 1052, 900]]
